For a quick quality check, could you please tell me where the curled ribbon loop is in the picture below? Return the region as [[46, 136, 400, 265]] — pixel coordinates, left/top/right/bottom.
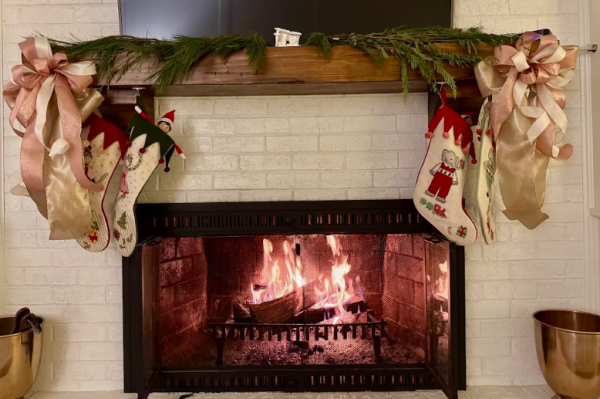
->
[[2, 37, 103, 193], [475, 32, 578, 229]]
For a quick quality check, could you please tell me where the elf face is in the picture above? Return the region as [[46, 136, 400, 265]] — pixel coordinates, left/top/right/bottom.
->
[[158, 121, 171, 133]]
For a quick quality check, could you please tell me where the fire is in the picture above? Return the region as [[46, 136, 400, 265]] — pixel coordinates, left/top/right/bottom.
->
[[251, 238, 306, 304], [250, 235, 362, 324]]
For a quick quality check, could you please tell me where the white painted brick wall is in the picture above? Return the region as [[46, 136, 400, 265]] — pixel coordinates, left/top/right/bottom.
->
[[1, 0, 585, 391]]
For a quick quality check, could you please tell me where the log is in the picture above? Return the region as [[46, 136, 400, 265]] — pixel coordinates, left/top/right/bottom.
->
[[249, 281, 318, 323], [233, 302, 252, 323]]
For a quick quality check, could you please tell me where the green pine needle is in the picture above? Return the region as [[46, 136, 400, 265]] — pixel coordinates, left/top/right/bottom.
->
[[47, 26, 518, 95]]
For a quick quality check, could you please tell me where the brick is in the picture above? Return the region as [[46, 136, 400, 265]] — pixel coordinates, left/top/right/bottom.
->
[[319, 97, 373, 116], [466, 338, 511, 357], [52, 248, 106, 267], [293, 189, 346, 201], [234, 118, 289, 134], [186, 191, 239, 202], [106, 362, 123, 380], [292, 153, 345, 170], [373, 170, 414, 187], [396, 114, 428, 132], [537, 241, 583, 260], [455, 0, 509, 16], [319, 135, 371, 151], [54, 362, 106, 380], [5, 211, 38, 230], [173, 137, 212, 153], [320, 172, 372, 188], [290, 117, 343, 133], [510, 299, 570, 318], [106, 324, 123, 342], [508, 261, 567, 280], [466, 300, 510, 319], [159, 174, 212, 190], [5, 248, 52, 266], [372, 133, 424, 150], [480, 319, 533, 338], [267, 98, 319, 116], [158, 99, 214, 116], [346, 152, 398, 169], [45, 343, 80, 361], [53, 287, 106, 304], [214, 172, 266, 189], [6, 287, 52, 304], [538, 280, 585, 298], [78, 268, 120, 285], [186, 154, 237, 171], [343, 116, 396, 132], [138, 191, 186, 204], [21, 7, 73, 23], [266, 136, 318, 152], [80, 342, 122, 361], [373, 94, 428, 115], [239, 190, 293, 201], [214, 98, 267, 115], [54, 324, 106, 342], [47, 23, 102, 38], [214, 137, 265, 153], [183, 119, 234, 135], [5, 268, 24, 285], [240, 155, 291, 170], [24, 268, 77, 285], [74, 6, 120, 23], [346, 188, 400, 200]]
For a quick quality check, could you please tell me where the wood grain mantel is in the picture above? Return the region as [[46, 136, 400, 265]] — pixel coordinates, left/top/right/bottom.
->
[[95, 43, 492, 128]]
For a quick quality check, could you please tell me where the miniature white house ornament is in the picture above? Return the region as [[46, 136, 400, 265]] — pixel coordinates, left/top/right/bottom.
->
[[274, 28, 302, 47]]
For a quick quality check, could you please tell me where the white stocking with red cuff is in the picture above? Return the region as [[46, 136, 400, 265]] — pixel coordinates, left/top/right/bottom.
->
[[474, 98, 497, 244], [413, 94, 477, 245]]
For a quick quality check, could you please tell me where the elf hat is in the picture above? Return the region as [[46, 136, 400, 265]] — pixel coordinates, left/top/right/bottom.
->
[[158, 110, 175, 127]]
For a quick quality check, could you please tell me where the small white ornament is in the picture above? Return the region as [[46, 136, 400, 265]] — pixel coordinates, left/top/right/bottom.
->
[[274, 28, 302, 47]]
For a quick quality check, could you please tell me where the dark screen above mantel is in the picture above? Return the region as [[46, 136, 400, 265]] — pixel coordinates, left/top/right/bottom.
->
[[120, 0, 452, 42]]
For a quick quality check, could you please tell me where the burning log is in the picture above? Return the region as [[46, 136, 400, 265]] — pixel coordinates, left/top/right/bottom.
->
[[233, 302, 252, 323], [249, 281, 318, 323]]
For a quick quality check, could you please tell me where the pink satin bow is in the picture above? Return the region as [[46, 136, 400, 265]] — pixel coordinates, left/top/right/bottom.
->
[[3, 37, 103, 193], [490, 32, 577, 160]]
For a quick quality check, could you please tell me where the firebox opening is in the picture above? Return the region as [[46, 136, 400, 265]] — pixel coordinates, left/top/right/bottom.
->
[[158, 233, 450, 371]]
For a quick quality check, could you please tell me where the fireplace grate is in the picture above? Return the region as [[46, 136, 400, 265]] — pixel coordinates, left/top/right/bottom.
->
[[155, 368, 436, 392], [210, 320, 387, 366]]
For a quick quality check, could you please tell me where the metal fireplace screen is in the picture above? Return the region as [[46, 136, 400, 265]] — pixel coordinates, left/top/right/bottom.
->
[[158, 233, 450, 370]]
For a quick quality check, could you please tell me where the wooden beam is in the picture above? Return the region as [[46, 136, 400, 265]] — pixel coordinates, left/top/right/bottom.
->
[[93, 44, 494, 96]]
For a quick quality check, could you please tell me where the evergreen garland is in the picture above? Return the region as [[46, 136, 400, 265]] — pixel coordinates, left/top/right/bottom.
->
[[49, 26, 519, 95]]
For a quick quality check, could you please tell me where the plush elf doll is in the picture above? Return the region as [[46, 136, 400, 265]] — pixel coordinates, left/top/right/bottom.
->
[[413, 89, 477, 245], [113, 104, 184, 257], [75, 113, 128, 252]]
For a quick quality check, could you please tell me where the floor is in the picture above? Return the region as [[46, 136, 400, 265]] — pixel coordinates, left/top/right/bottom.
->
[[28, 386, 557, 399]]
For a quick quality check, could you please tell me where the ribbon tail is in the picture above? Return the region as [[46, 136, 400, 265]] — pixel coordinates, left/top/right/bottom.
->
[[490, 68, 519, 140], [54, 75, 104, 192], [20, 119, 46, 193]]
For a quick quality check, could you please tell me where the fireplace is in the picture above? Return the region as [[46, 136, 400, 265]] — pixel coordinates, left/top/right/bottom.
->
[[122, 200, 466, 399]]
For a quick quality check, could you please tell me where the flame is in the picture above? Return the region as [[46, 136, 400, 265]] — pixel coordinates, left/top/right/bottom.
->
[[251, 238, 306, 304], [434, 260, 449, 302], [250, 235, 362, 324]]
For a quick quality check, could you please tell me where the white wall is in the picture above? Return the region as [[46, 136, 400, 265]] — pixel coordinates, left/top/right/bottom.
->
[[1, 0, 588, 391]]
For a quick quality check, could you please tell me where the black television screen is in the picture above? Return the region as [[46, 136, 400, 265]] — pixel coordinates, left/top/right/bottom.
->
[[119, 0, 453, 43]]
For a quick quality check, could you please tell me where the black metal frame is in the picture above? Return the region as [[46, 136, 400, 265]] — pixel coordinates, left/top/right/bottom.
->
[[123, 199, 466, 399]]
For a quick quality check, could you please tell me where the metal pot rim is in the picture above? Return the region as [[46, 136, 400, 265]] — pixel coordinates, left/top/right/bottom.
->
[[532, 309, 600, 335]]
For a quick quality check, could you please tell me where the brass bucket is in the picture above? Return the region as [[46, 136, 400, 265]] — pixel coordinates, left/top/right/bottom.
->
[[533, 310, 600, 399], [0, 316, 44, 399]]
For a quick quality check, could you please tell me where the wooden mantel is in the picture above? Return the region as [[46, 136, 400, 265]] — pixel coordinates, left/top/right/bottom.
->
[[95, 44, 491, 128]]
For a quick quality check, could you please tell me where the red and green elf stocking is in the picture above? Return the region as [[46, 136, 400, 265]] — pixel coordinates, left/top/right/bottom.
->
[[113, 103, 184, 257], [413, 90, 478, 245]]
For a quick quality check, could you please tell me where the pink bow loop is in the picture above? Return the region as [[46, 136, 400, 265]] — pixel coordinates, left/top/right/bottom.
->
[[2, 37, 102, 193]]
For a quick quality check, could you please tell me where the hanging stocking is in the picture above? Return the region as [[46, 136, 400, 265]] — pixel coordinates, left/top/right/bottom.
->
[[413, 90, 477, 245], [113, 104, 183, 257], [76, 113, 128, 252], [474, 98, 497, 244]]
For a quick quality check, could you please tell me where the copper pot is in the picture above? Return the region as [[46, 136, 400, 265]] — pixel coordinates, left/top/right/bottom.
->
[[0, 316, 44, 399], [533, 310, 600, 399]]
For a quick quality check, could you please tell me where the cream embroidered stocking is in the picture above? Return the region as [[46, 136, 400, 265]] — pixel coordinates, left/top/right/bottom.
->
[[413, 90, 477, 245], [76, 113, 128, 252], [474, 98, 497, 244]]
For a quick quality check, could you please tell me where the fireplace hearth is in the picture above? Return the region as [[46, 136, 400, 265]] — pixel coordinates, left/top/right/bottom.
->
[[122, 200, 465, 399]]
